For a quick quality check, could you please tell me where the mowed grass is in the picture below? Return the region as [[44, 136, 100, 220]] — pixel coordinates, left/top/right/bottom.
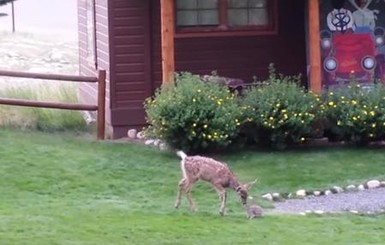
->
[[1, 129, 385, 244]]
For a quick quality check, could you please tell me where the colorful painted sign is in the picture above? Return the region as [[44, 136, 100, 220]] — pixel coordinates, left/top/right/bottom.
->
[[320, 0, 385, 88]]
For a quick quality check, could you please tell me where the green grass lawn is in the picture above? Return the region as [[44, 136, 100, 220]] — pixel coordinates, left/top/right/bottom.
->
[[1, 129, 385, 244]]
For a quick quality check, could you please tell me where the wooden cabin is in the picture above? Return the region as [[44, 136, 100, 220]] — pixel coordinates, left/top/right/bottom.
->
[[77, 0, 385, 139]]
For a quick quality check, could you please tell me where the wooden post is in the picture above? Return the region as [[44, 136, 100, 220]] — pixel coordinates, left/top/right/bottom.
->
[[308, 0, 322, 93], [160, 0, 175, 84], [97, 70, 106, 140], [11, 1, 15, 32]]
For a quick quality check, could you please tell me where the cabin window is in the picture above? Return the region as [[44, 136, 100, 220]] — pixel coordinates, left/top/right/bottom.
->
[[175, 0, 277, 37]]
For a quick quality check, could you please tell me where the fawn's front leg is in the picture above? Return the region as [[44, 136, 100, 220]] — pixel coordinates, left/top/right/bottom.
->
[[175, 178, 197, 212]]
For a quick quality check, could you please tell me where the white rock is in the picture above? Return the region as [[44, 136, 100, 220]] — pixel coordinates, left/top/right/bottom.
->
[[314, 210, 324, 215], [346, 185, 356, 191], [313, 191, 321, 196], [158, 142, 169, 151], [366, 180, 381, 189], [349, 210, 359, 214], [358, 184, 365, 191], [261, 193, 273, 201], [299, 212, 307, 216], [296, 189, 306, 198], [127, 129, 137, 139], [380, 181, 385, 187], [305, 210, 312, 214], [153, 139, 160, 146], [324, 190, 332, 195], [332, 186, 344, 193], [144, 139, 155, 145], [136, 131, 145, 139], [272, 193, 280, 199]]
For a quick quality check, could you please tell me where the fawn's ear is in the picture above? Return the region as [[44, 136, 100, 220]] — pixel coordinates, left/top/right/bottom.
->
[[244, 178, 258, 190]]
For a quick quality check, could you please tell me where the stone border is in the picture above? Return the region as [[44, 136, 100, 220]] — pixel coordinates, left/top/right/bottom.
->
[[127, 129, 170, 151], [261, 180, 385, 202]]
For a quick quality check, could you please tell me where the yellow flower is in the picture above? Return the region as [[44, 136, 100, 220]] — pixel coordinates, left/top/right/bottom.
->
[[371, 123, 376, 128], [192, 98, 196, 102], [203, 124, 208, 129], [300, 137, 305, 142], [369, 111, 375, 116], [328, 101, 334, 106], [352, 116, 357, 121], [351, 100, 357, 105], [192, 123, 197, 127]]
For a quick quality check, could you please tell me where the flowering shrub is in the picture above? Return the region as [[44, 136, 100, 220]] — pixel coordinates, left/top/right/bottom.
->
[[240, 66, 322, 149], [144, 72, 241, 153], [323, 83, 385, 144]]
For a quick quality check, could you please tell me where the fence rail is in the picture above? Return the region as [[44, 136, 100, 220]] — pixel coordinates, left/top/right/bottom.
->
[[0, 69, 106, 140]]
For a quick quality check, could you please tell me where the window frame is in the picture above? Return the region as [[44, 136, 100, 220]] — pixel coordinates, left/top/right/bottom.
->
[[175, 0, 278, 38]]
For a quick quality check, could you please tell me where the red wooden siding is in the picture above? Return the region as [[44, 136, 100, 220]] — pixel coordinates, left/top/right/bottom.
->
[[107, 0, 152, 138], [78, 0, 308, 139], [78, 0, 112, 130], [152, 0, 307, 88]]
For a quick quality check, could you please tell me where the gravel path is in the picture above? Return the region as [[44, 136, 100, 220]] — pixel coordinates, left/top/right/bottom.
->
[[268, 188, 385, 215]]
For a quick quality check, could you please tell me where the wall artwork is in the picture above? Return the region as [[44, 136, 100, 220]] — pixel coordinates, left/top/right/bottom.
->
[[320, 0, 385, 88]]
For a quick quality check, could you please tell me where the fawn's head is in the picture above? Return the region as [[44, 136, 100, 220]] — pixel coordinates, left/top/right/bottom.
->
[[235, 179, 258, 205]]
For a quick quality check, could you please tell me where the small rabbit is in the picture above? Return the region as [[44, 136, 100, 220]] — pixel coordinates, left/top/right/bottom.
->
[[245, 197, 263, 219]]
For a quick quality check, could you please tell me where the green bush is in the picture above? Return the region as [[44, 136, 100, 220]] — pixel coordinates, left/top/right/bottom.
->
[[144, 72, 241, 153], [240, 65, 322, 149], [323, 83, 385, 144]]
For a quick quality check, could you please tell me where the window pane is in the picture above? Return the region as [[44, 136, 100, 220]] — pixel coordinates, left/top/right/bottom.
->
[[177, 11, 198, 26], [228, 0, 248, 8], [249, 9, 268, 25], [228, 9, 248, 26], [198, 0, 217, 9], [199, 10, 219, 25], [249, 0, 267, 8], [177, 0, 197, 10]]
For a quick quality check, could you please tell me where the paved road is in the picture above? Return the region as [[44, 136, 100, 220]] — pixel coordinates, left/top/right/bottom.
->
[[0, 0, 77, 40]]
